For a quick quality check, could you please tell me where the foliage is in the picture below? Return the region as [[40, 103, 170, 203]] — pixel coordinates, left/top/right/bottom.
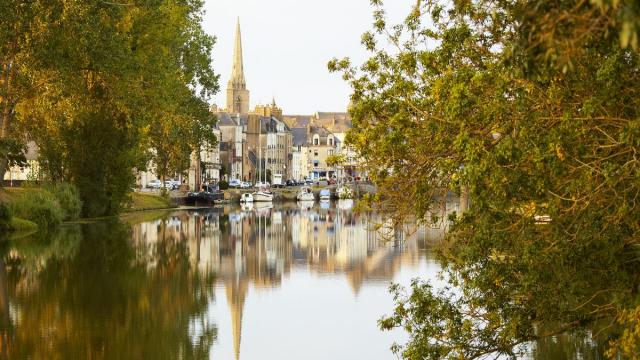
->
[[326, 154, 347, 167], [218, 180, 229, 190], [331, 0, 640, 358], [8, 217, 38, 232], [9, 190, 62, 228], [47, 182, 82, 221], [1, 0, 219, 216], [0, 138, 26, 174], [0, 202, 10, 230]]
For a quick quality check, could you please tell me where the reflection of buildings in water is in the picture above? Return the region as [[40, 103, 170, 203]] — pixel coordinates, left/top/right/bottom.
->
[[131, 212, 222, 274], [130, 204, 453, 359]]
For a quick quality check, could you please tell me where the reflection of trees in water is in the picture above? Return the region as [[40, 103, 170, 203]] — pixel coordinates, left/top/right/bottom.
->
[[0, 220, 216, 360], [528, 330, 605, 360]]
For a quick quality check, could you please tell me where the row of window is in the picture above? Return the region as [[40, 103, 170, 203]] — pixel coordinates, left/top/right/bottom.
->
[[312, 135, 335, 146], [267, 144, 286, 149], [307, 149, 334, 157]]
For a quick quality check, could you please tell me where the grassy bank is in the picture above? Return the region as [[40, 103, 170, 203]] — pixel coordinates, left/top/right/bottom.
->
[[125, 192, 176, 212], [1, 187, 175, 233], [1, 188, 42, 232]]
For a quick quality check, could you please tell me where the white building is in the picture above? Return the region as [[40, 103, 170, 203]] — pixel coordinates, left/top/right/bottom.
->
[[2, 141, 40, 186]]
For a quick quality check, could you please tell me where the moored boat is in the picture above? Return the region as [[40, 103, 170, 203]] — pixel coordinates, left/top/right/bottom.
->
[[240, 192, 254, 203], [296, 186, 315, 201], [319, 189, 331, 201], [253, 185, 273, 202]]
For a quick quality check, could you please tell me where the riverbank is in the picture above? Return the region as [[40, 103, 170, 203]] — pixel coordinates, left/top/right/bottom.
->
[[127, 192, 177, 212], [1, 187, 176, 233], [0, 188, 41, 231]]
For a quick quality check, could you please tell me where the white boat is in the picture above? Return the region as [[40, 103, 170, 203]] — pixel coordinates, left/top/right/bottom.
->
[[337, 185, 353, 199], [240, 192, 254, 203], [319, 189, 331, 201], [296, 186, 315, 201], [253, 186, 273, 202], [253, 135, 273, 202]]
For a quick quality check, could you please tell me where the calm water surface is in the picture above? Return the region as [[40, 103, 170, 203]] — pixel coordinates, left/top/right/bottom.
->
[[0, 201, 603, 359]]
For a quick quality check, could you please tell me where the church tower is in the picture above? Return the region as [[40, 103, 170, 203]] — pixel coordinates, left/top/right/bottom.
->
[[226, 18, 250, 114]]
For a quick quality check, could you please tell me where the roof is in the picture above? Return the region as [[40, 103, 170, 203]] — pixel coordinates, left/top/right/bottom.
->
[[216, 112, 248, 127], [260, 116, 290, 133], [282, 115, 313, 129], [216, 112, 236, 126], [291, 128, 307, 146]]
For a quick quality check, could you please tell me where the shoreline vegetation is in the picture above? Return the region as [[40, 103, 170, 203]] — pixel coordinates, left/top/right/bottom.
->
[[0, 186, 177, 233]]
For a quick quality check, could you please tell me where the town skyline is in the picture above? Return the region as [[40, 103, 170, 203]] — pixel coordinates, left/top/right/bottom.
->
[[201, 0, 413, 114]]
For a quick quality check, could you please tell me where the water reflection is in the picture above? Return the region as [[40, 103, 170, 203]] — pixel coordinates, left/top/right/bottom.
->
[[128, 202, 448, 359], [0, 201, 600, 359], [0, 221, 215, 360]]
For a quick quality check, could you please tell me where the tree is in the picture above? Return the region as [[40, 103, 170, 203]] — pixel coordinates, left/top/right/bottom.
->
[[331, 0, 640, 358], [2, 0, 219, 216], [326, 154, 346, 168]]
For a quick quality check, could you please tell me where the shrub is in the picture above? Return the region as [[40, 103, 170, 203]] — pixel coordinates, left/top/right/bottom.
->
[[0, 203, 11, 230], [218, 181, 229, 190], [10, 191, 62, 228], [48, 183, 83, 220]]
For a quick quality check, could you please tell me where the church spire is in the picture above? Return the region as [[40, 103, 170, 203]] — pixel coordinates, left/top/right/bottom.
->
[[230, 17, 246, 88], [226, 17, 250, 114]]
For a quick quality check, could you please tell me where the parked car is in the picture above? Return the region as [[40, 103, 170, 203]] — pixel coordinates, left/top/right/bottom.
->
[[304, 179, 314, 185], [229, 179, 242, 188], [286, 179, 297, 187], [164, 180, 175, 190], [147, 179, 162, 189], [240, 181, 252, 189]]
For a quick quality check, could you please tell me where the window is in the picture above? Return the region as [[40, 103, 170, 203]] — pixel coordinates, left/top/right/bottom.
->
[[328, 149, 334, 156], [328, 136, 334, 146], [313, 160, 319, 167], [314, 151, 318, 157], [313, 134, 320, 146]]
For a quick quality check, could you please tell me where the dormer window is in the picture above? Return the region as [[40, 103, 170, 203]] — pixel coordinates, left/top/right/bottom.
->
[[313, 134, 320, 146]]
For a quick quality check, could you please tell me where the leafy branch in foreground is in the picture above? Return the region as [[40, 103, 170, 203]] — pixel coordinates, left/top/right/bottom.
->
[[331, 0, 640, 358]]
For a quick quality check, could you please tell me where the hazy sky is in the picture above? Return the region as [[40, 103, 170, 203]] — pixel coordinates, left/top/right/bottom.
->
[[201, 0, 413, 115]]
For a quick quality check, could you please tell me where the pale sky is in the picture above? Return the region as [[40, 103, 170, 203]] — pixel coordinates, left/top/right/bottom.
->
[[201, 0, 413, 115]]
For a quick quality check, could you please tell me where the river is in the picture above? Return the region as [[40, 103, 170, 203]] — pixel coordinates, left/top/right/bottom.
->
[[0, 201, 604, 359]]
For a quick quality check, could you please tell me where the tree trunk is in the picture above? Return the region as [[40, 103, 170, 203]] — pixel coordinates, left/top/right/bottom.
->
[[0, 59, 17, 187], [459, 185, 469, 215], [0, 159, 6, 188]]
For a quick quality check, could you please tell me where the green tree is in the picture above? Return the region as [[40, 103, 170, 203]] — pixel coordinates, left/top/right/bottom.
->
[[2, 0, 219, 216], [331, 0, 640, 358], [326, 153, 346, 168]]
